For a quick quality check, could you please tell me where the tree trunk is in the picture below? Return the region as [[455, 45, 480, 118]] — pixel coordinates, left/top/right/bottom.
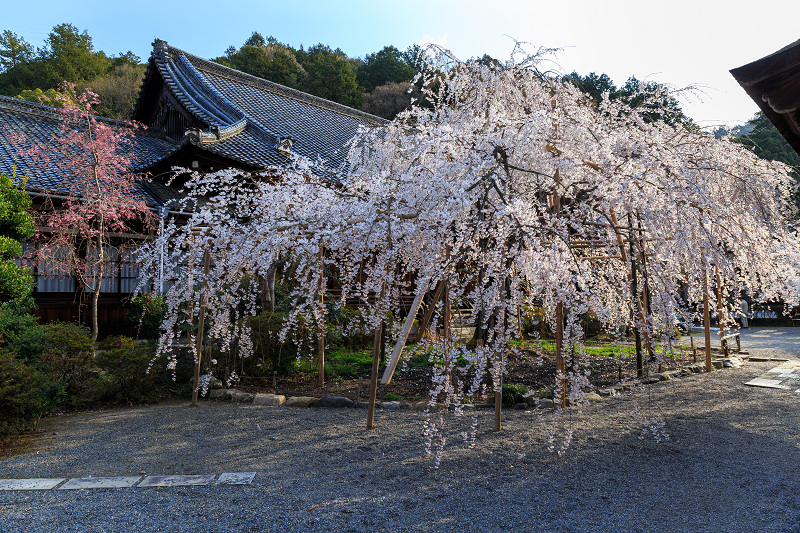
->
[[90, 281, 100, 342], [258, 263, 277, 313]]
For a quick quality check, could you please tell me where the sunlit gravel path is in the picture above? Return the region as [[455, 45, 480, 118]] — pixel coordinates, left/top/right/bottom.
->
[[2, 354, 799, 532]]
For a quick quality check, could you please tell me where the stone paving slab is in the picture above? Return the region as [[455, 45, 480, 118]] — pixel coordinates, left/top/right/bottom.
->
[[217, 472, 256, 485], [137, 474, 217, 488], [745, 377, 791, 389], [745, 361, 800, 391], [59, 476, 142, 490], [0, 478, 65, 490]]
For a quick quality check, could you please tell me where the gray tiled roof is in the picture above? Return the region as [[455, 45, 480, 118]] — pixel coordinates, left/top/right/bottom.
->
[[134, 41, 388, 170], [1, 41, 387, 209], [0, 95, 182, 206]]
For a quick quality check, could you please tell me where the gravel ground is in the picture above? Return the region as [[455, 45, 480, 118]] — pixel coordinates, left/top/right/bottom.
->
[[2, 358, 800, 532], [681, 326, 800, 361]]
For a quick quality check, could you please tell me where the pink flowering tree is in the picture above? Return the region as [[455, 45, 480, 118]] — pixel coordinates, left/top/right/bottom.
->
[[22, 83, 153, 341]]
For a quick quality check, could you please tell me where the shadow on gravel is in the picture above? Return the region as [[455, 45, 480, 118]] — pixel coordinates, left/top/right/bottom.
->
[[2, 372, 800, 532]]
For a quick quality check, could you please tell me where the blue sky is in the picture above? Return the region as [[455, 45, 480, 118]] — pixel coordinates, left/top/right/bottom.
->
[[5, 0, 799, 128]]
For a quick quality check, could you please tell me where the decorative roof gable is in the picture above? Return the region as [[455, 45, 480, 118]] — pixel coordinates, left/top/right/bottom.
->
[[132, 41, 388, 171]]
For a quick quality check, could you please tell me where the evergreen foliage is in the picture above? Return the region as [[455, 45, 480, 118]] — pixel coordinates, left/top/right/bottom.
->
[[357, 45, 417, 93], [0, 172, 34, 303], [564, 71, 696, 128], [733, 112, 800, 174], [0, 24, 143, 119]]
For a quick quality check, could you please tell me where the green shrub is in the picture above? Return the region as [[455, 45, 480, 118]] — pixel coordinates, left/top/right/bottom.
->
[[95, 336, 163, 404], [248, 311, 310, 375], [408, 350, 432, 368], [0, 297, 49, 364], [248, 308, 395, 377], [327, 306, 372, 349], [520, 305, 551, 338], [128, 293, 167, 339], [404, 346, 467, 368], [535, 385, 555, 400], [39, 322, 94, 406], [0, 351, 62, 437], [490, 383, 532, 407]]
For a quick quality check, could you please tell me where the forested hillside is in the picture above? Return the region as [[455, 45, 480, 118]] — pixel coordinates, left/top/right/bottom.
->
[[3, 23, 799, 181]]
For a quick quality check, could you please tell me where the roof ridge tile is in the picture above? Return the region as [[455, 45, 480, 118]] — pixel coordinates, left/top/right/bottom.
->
[[159, 42, 388, 126]]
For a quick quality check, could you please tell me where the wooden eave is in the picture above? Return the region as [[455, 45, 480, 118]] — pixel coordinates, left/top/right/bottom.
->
[[731, 39, 800, 156]]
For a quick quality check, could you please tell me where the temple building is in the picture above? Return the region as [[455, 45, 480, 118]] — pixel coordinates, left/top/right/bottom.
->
[[0, 40, 386, 336]]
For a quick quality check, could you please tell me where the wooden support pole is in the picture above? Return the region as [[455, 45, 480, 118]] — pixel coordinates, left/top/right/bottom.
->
[[443, 281, 451, 340], [317, 246, 325, 387], [366, 318, 383, 430], [552, 183, 566, 409], [381, 289, 425, 385], [367, 281, 387, 430], [637, 223, 655, 370], [192, 249, 211, 407], [703, 264, 713, 372], [379, 321, 386, 366], [556, 301, 566, 408], [416, 281, 445, 341], [715, 266, 726, 351], [627, 215, 644, 380], [494, 368, 503, 432]]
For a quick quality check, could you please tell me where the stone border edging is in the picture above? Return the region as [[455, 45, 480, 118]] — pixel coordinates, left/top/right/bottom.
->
[[203, 355, 747, 412], [0, 472, 256, 491]]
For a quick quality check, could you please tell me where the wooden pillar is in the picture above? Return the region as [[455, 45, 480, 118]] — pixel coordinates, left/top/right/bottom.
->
[[317, 246, 325, 387], [192, 249, 211, 407]]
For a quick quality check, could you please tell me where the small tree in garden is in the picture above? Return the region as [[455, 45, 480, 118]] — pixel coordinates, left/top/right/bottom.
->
[[0, 171, 35, 303], [20, 83, 153, 341], [139, 44, 800, 464]]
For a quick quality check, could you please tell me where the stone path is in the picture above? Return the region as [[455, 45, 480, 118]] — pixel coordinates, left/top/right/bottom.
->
[[681, 326, 800, 361], [0, 472, 255, 491], [744, 360, 800, 392]]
